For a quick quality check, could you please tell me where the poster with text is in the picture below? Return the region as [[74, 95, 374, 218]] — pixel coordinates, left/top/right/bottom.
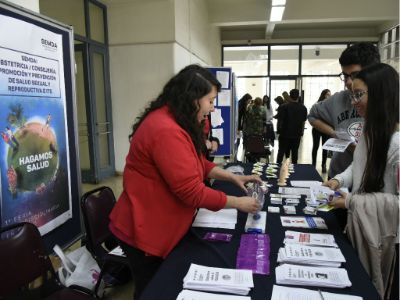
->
[[0, 14, 72, 235]]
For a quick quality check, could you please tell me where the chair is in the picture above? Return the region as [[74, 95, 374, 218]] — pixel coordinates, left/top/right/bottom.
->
[[0, 222, 96, 300], [80, 186, 131, 297], [243, 135, 271, 163]]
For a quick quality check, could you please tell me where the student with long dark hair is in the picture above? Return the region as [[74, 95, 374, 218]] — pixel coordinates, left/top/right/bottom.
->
[[311, 89, 331, 172], [237, 93, 252, 131], [326, 63, 399, 299], [109, 65, 261, 299]]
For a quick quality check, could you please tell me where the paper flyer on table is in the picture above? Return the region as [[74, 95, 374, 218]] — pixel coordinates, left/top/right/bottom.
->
[[183, 263, 253, 295], [176, 290, 251, 300], [271, 285, 362, 300], [280, 216, 328, 229], [275, 264, 352, 288], [284, 231, 338, 247]]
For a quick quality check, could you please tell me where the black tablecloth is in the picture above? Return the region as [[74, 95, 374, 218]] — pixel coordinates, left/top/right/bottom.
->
[[139, 164, 380, 300]]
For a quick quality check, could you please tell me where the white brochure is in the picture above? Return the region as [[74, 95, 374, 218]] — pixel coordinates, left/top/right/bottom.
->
[[277, 244, 345, 267], [183, 263, 253, 295], [271, 285, 362, 300], [275, 264, 352, 288], [176, 289, 251, 300], [284, 231, 338, 248]]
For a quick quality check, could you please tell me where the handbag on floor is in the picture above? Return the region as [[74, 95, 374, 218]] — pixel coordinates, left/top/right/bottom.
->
[[53, 244, 102, 292]]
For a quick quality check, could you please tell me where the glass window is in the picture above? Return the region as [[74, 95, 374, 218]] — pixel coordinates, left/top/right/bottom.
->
[[302, 77, 344, 112], [270, 45, 299, 75], [235, 77, 269, 101], [302, 45, 347, 75], [224, 46, 268, 76], [89, 2, 105, 43], [40, 0, 86, 37]]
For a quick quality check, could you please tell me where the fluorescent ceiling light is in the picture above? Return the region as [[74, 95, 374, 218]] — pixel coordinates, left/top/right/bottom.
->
[[224, 46, 269, 51], [272, 0, 286, 5], [270, 6, 285, 22]]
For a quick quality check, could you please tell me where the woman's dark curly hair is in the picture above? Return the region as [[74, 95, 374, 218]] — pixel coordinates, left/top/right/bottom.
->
[[129, 64, 221, 154]]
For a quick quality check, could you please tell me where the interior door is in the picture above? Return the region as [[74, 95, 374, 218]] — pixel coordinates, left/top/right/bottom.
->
[[89, 44, 115, 182], [75, 44, 96, 183], [268, 76, 298, 130]]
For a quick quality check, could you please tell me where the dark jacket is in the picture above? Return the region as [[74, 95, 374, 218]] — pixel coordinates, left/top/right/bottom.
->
[[275, 101, 307, 138]]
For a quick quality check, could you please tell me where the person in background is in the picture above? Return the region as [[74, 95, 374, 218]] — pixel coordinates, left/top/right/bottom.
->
[[109, 65, 261, 299], [275, 89, 307, 164], [263, 95, 275, 146], [237, 93, 252, 132], [308, 42, 380, 230], [273, 95, 285, 135], [243, 97, 266, 137], [311, 89, 331, 173], [308, 43, 380, 179], [282, 91, 291, 103], [325, 63, 399, 300], [274, 95, 284, 108], [204, 113, 219, 161]]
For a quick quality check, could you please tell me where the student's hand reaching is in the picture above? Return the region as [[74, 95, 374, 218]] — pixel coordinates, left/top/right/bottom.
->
[[329, 190, 347, 209], [231, 174, 262, 193], [323, 178, 340, 190]]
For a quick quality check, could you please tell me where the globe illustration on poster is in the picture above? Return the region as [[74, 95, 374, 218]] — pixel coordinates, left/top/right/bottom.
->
[[6, 121, 59, 195]]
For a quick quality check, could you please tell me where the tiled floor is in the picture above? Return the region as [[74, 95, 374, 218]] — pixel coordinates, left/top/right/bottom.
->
[[74, 126, 329, 299]]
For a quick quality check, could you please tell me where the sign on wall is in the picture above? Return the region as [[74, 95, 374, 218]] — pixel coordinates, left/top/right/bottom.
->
[[0, 13, 72, 235]]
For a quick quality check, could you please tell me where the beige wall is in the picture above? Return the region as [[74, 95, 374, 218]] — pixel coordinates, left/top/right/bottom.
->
[[106, 0, 221, 171], [7, 0, 39, 12]]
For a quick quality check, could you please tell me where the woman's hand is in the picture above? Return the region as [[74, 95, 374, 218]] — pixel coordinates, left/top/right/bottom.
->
[[323, 178, 340, 190], [226, 196, 260, 214], [210, 141, 219, 153], [205, 140, 212, 150], [329, 190, 347, 209], [231, 174, 262, 193]]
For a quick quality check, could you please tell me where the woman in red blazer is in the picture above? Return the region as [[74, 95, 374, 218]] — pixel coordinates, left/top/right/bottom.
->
[[109, 65, 261, 299]]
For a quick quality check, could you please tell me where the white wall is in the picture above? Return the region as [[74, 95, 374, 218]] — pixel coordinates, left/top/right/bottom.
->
[[107, 0, 221, 171], [7, 0, 39, 12], [110, 44, 174, 171], [175, 0, 221, 66]]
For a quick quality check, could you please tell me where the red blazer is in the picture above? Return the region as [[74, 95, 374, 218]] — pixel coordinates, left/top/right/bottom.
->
[[109, 106, 227, 258]]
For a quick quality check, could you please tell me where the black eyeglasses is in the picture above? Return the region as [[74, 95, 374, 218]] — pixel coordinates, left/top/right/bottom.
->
[[339, 71, 359, 82], [350, 90, 368, 103]]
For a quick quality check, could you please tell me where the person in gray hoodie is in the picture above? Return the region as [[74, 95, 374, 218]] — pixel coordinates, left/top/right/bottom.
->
[[308, 42, 380, 179]]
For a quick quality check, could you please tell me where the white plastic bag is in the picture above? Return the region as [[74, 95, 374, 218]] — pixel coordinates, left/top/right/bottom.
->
[[53, 244, 101, 291]]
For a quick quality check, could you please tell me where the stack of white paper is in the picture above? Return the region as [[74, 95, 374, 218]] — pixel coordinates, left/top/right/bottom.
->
[[271, 285, 362, 300], [290, 181, 322, 188], [284, 231, 338, 248], [183, 264, 253, 295], [277, 244, 345, 267], [176, 290, 251, 300], [279, 187, 311, 198], [192, 209, 237, 229], [275, 264, 352, 288]]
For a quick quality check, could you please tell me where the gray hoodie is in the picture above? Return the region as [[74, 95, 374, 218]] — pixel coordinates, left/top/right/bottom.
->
[[308, 90, 363, 178]]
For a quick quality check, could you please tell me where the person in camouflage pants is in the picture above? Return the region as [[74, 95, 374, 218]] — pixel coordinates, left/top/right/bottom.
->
[[243, 97, 266, 136]]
